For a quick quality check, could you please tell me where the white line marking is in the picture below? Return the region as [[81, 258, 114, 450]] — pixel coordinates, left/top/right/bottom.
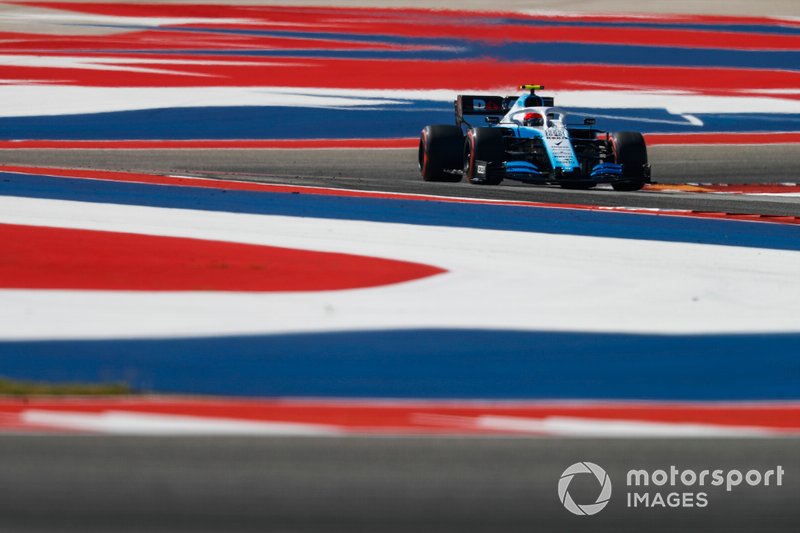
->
[[21, 410, 343, 435], [474, 415, 779, 437], [1, 196, 799, 340]]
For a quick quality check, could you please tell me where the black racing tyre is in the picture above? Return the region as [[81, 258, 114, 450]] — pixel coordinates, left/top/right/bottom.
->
[[610, 131, 648, 191], [464, 127, 504, 185], [419, 125, 463, 182]]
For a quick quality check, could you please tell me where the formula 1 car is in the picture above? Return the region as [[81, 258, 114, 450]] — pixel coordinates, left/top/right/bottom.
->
[[418, 85, 651, 191]]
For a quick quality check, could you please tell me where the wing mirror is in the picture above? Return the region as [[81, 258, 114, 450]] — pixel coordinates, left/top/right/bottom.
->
[[584, 118, 597, 126], [485, 116, 500, 124]]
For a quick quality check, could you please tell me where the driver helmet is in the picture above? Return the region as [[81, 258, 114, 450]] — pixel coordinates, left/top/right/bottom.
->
[[523, 112, 544, 127]]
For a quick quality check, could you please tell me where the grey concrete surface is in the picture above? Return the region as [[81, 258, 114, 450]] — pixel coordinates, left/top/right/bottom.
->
[[0, 436, 797, 533]]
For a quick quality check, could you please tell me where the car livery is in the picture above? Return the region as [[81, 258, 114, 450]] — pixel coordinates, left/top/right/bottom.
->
[[419, 85, 651, 191]]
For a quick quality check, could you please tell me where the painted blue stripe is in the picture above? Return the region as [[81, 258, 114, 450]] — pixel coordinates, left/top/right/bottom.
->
[[137, 42, 800, 71], [0, 105, 798, 140], [3, 171, 800, 251], [0, 105, 452, 141], [82, 24, 800, 70], [89, 18, 800, 38], [567, 108, 800, 134], [0, 329, 797, 400], [491, 19, 800, 37]]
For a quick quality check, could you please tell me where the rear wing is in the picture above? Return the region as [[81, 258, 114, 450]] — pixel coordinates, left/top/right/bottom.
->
[[455, 95, 518, 127]]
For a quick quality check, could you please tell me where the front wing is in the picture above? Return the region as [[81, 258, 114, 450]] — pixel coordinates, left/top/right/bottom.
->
[[474, 159, 650, 184]]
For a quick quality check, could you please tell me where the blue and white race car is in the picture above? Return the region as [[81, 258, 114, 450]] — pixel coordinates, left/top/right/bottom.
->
[[419, 85, 651, 191]]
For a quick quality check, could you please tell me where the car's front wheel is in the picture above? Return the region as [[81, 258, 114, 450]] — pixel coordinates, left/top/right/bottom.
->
[[464, 127, 504, 185], [610, 131, 648, 192]]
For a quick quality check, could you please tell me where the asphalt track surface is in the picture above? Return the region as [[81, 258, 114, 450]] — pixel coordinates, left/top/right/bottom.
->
[[2, 144, 800, 216], [0, 436, 797, 533]]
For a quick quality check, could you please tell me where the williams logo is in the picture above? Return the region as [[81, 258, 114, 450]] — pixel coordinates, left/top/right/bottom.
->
[[558, 462, 612, 516]]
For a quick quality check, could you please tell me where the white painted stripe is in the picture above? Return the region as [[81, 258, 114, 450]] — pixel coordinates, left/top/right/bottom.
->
[[740, 193, 800, 197], [1, 13, 257, 28], [473, 415, 778, 437], [0, 85, 400, 117], [0, 55, 300, 75], [17, 410, 783, 436], [21, 410, 343, 435], [0, 196, 799, 340], [0, 86, 797, 118]]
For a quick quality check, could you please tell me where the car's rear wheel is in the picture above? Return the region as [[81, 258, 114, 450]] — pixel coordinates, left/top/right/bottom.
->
[[610, 132, 648, 191], [464, 127, 504, 185], [419, 125, 463, 182]]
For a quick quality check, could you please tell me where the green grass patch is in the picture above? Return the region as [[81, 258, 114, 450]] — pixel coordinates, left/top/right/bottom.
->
[[0, 376, 133, 396]]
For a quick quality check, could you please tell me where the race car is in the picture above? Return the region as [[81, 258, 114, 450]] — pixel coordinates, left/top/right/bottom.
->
[[418, 85, 651, 191]]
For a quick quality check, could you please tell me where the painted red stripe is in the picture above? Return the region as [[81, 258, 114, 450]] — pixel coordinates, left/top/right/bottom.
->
[[645, 132, 800, 145], [682, 184, 800, 193], [256, 20, 800, 51], [0, 398, 798, 433], [0, 139, 419, 150], [3, 55, 800, 92], [4, 165, 800, 226], [0, 30, 408, 53], [648, 211, 800, 224], [4, 5, 800, 91], [11, 4, 800, 59], [24, 2, 800, 29], [0, 223, 444, 291], [13, 20, 790, 53], [1, 164, 443, 197]]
